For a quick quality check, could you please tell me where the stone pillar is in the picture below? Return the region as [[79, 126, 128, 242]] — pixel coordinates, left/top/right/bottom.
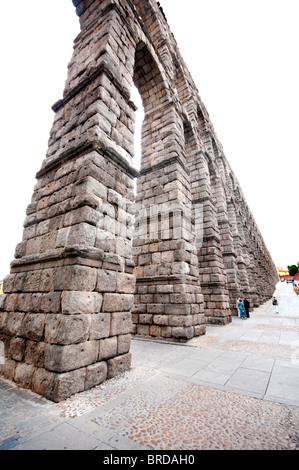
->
[[215, 157, 240, 313], [0, 0, 138, 402], [188, 106, 231, 325], [132, 103, 205, 341]]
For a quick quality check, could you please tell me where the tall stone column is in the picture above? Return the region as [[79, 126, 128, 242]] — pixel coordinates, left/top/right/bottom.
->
[[189, 151, 231, 325], [0, 0, 139, 402], [187, 106, 231, 325], [132, 103, 205, 341], [215, 157, 240, 313]]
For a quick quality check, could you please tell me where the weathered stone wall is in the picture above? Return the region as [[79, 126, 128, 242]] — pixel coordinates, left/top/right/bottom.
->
[[0, 0, 278, 402]]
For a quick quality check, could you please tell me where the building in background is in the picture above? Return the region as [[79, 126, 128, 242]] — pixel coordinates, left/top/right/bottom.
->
[[277, 268, 289, 280]]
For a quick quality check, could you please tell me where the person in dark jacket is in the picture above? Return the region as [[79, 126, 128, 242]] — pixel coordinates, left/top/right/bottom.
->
[[243, 298, 250, 318]]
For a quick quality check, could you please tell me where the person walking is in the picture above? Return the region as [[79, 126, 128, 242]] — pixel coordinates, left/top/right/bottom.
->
[[237, 298, 246, 319], [272, 296, 279, 314], [243, 298, 250, 318]]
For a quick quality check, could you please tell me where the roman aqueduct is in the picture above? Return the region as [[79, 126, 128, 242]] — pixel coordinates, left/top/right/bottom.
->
[[0, 0, 278, 401]]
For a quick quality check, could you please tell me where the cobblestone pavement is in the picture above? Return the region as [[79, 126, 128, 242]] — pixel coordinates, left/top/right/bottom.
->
[[1, 281, 299, 451]]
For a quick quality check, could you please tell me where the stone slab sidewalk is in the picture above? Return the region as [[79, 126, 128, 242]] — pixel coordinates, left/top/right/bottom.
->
[[0, 281, 299, 451]]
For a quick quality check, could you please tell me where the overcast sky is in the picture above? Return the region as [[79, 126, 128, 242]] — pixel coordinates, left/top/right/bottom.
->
[[0, 0, 298, 281]]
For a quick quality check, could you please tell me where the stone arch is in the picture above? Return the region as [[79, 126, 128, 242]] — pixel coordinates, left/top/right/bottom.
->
[[197, 105, 211, 150], [212, 137, 220, 159], [183, 119, 195, 159], [229, 173, 236, 193], [133, 41, 166, 113], [131, 0, 168, 51], [173, 57, 190, 104], [132, 40, 168, 170]]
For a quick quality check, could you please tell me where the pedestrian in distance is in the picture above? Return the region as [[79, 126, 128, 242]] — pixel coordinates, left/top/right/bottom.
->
[[237, 298, 246, 319], [243, 297, 250, 318], [272, 296, 279, 314], [236, 298, 242, 317]]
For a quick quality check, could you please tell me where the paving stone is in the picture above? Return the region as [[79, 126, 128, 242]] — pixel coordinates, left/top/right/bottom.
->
[[0, 284, 299, 450]]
